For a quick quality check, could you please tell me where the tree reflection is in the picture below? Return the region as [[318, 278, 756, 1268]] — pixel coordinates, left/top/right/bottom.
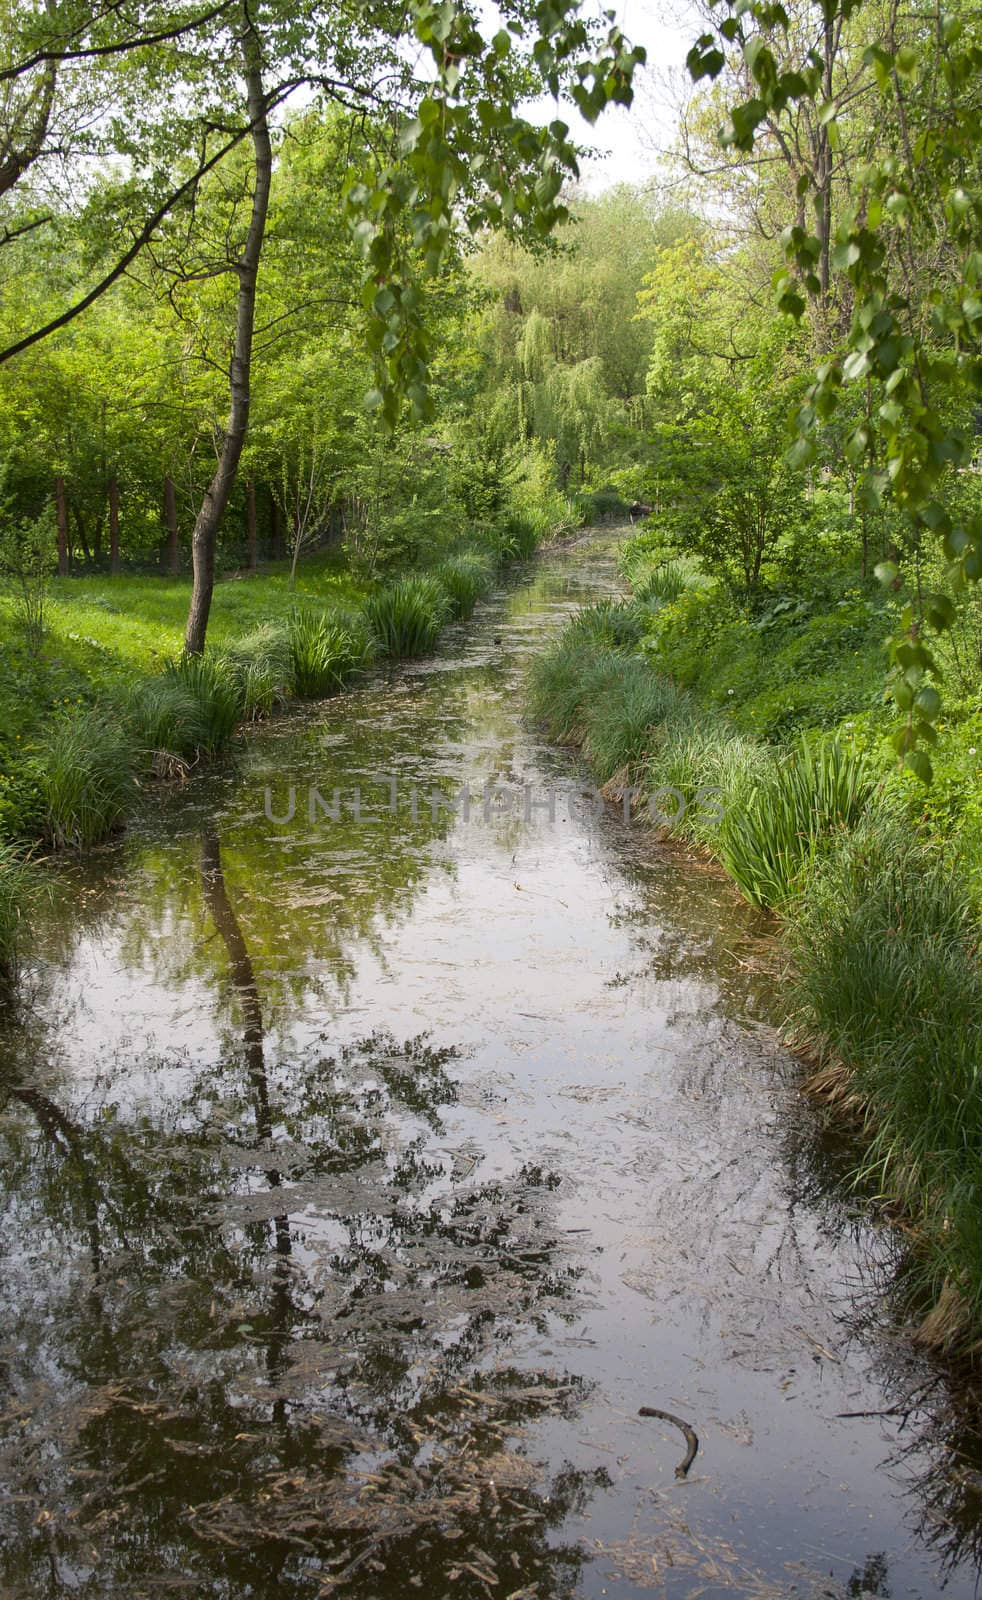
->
[[0, 831, 596, 1598]]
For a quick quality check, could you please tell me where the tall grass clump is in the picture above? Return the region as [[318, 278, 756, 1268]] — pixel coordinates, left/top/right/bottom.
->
[[130, 674, 211, 765], [364, 576, 451, 658], [648, 720, 772, 846], [164, 654, 242, 753], [630, 559, 712, 611], [716, 736, 878, 909], [788, 813, 982, 1344], [32, 711, 136, 849], [529, 628, 689, 780], [0, 842, 30, 993], [565, 598, 647, 651], [581, 660, 690, 785], [221, 623, 292, 719], [434, 550, 494, 620], [493, 514, 540, 564], [289, 607, 374, 697]]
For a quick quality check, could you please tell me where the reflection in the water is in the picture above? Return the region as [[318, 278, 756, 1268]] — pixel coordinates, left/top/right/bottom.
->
[[0, 830, 598, 1598], [0, 540, 981, 1599]]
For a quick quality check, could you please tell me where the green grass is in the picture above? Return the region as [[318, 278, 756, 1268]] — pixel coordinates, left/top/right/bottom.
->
[[365, 575, 451, 658], [433, 550, 495, 620], [30, 711, 136, 850], [220, 623, 293, 720], [0, 841, 31, 994], [788, 812, 982, 1345], [289, 607, 375, 698]]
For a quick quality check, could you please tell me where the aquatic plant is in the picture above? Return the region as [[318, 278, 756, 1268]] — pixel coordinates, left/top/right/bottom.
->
[[581, 659, 690, 784], [364, 576, 450, 658], [32, 711, 136, 849], [289, 606, 374, 696], [164, 654, 242, 753]]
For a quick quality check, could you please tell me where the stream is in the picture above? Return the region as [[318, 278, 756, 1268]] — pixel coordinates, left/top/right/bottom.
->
[[1, 531, 980, 1598]]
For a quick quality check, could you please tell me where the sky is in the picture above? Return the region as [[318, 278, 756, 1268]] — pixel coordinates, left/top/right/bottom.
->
[[561, 0, 700, 190]]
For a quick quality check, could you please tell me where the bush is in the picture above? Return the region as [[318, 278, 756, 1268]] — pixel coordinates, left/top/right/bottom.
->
[[789, 814, 982, 1341], [364, 576, 450, 659], [289, 607, 374, 697], [717, 735, 878, 908], [31, 711, 136, 849], [434, 550, 495, 620]]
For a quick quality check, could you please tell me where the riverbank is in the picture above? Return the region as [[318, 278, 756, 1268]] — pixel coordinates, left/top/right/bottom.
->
[[0, 510, 563, 987], [529, 559, 982, 1361]]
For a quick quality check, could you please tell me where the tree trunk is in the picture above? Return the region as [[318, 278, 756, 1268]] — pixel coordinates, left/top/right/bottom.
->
[[109, 476, 121, 575], [246, 476, 258, 573], [164, 474, 180, 576], [184, 13, 271, 655], [55, 475, 69, 576]]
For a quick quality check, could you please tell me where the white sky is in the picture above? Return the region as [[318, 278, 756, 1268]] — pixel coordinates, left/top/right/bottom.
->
[[556, 0, 700, 190]]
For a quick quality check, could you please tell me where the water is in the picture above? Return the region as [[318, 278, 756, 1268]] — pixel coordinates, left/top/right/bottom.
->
[[1, 534, 980, 1598]]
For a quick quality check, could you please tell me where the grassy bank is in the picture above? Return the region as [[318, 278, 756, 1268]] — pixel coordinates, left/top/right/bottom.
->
[[530, 571, 982, 1355]]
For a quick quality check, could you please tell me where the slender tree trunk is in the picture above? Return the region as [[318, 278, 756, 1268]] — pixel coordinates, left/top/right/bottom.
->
[[109, 476, 121, 575], [184, 13, 271, 654], [246, 476, 258, 572], [55, 475, 69, 576], [164, 474, 180, 575]]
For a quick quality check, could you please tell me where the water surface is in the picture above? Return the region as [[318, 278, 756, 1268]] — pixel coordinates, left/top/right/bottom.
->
[[1, 535, 980, 1598]]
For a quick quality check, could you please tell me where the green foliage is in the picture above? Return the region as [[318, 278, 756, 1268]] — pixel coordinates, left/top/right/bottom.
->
[[647, 720, 770, 846], [130, 674, 212, 766], [529, 625, 689, 780], [288, 608, 374, 698], [493, 515, 540, 564], [0, 505, 51, 654], [364, 576, 451, 658], [788, 814, 982, 1341], [433, 549, 494, 619], [566, 598, 647, 651], [716, 736, 878, 909], [629, 559, 712, 611], [31, 712, 136, 850], [687, 0, 982, 771]]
